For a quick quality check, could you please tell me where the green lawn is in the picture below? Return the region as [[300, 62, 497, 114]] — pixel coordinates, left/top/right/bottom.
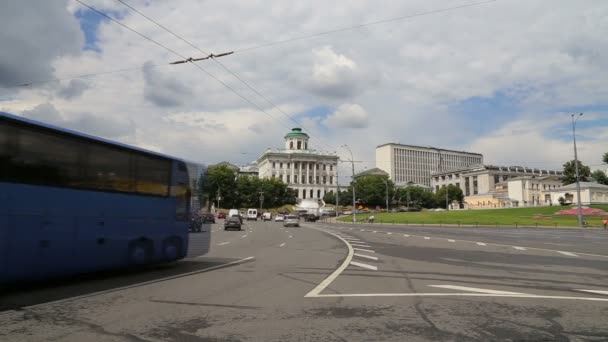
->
[[338, 205, 608, 228]]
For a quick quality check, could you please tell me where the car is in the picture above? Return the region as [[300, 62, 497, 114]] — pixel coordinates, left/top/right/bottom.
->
[[224, 215, 242, 231], [275, 214, 285, 222], [217, 212, 226, 219], [262, 212, 272, 221], [201, 213, 215, 224], [283, 215, 300, 227], [247, 208, 258, 221]]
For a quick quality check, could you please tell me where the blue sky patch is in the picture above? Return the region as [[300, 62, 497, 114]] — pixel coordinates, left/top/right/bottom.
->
[[75, 8, 126, 52], [543, 105, 608, 142], [449, 91, 522, 135]]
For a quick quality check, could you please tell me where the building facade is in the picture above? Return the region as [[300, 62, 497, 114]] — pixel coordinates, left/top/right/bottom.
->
[[257, 128, 339, 201], [431, 165, 564, 208], [549, 182, 608, 205], [376, 143, 483, 187]]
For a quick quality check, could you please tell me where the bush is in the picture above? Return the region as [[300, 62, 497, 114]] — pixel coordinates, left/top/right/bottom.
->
[[558, 197, 566, 206]]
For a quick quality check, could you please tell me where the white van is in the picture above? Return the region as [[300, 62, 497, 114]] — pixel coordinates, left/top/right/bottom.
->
[[228, 209, 239, 218], [247, 208, 258, 221]]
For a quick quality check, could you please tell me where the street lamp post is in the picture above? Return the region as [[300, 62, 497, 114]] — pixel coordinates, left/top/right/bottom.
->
[[336, 159, 340, 215], [383, 180, 389, 212], [341, 145, 356, 223], [572, 113, 584, 228]]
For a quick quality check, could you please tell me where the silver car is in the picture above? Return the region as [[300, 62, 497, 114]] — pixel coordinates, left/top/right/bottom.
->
[[283, 215, 300, 227]]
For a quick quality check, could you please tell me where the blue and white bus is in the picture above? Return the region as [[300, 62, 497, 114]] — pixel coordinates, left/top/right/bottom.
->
[[0, 112, 209, 284]]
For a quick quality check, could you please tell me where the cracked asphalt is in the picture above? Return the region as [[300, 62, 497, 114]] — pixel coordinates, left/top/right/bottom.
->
[[1, 221, 607, 341]]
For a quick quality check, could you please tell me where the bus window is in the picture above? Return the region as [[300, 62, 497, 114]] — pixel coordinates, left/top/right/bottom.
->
[[86, 143, 134, 193], [174, 184, 191, 221], [135, 154, 170, 196]]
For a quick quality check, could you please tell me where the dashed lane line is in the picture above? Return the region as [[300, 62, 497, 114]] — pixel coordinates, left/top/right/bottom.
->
[[387, 232, 392, 235], [424, 237, 430, 240], [309, 293, 608, 302], [403, 234, 410, 237], [448, 239, 455, 242], [576, 289, 608, 296], [350, 261, 378, 271], [354, 253, 379, 261], [279, 243, 286, 247], [289, 235, 293, 238], [217, 242, 230, 246], [476, 242, 487, 246], [241, 234, 248, 238], [513, 246, 526, 251], [558, 251, 578, 257]]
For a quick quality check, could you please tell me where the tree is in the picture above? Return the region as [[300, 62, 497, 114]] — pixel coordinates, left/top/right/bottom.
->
[[603, 152, 608, 164], [202, 164, 238, 209], [353, 175, 395, 208], [561, 160, 591, 185], [323, 191, 336, 205], [434, 184, 464, 209], [591, 170, 608, 186], [395, 186, 435, 209]]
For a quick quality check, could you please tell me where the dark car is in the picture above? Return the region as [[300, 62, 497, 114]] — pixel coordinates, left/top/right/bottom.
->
[[217, 212, 226, 219], [201, 213, 215, 223], [224, 215, 242, 231]]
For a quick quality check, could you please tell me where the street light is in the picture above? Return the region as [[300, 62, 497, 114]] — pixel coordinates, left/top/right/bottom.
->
[[383, 179, 389, 212], [434, 148, 449, 210], [572, 113, 584, 228], [341, 144, 357, 223]]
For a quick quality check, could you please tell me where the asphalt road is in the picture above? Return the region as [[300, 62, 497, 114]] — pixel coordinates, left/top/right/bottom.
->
[[1, 220, 608, 341]]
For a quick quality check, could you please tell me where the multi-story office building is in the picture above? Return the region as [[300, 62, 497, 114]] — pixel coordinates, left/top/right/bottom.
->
[[257, 128, 338, 201], [376, 143, 483, 187]]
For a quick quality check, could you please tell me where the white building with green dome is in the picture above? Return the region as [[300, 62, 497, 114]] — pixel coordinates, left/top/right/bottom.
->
[[257, 128, 339, 201]]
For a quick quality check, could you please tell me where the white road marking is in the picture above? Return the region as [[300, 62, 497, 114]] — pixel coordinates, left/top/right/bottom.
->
[[241, 234, 247, 238], [513, 246, 526, 250], [387, 232, 392, 235], [544, 243, 571, 246], [353, 248, 375, 253], [428, 285, 525, 295], [289, 235, 293, 238], [576, 289, 608, 296], [303, 228, 354, 298], [448, 239, 455, 242], [350, 243, 372, 248], [349, 228, 353, 230], [360, 229, 365, 231], [354, 253, 379, 261], [217, 242, 230, 246], [279, 243, 286, 247], [424, 237, 430, 240], [373, 231, 377, 233], [25, 256, 256, 309], [350, 261, 378, 271], [307, 293, 608, 302], [476, 242, 487, 246], [403, 234, 410, 237], [558, 251, 578, 257]]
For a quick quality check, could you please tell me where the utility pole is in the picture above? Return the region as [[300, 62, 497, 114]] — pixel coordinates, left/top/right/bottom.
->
[[216, 185, 221, 212], [259, 191, 264, 211], [572, 113, 584, 228], [383, 180, 389, 212], [435, 149, 449, 210], [336, 162, 340, 215], [341, 145, 356, 223]]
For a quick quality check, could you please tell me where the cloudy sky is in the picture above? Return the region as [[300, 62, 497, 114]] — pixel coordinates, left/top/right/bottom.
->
[[1, 0, 607, 181]]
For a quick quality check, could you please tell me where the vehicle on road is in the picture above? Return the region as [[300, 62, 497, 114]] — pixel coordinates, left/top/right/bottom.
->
[[283, 215, 300, 227], [275, 214, 285, 222], [262, 212, 272, 221], [217, 212, 226, 219], [224, 215, 242, 231], [190, 213, 203, 232], [201, 213, 215, 223], [0, 112, 207, 284], [247, 208, 258, 221]]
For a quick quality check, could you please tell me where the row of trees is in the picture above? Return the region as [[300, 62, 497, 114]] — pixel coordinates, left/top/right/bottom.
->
[[322, 175, 463, 209], [562, 152, 608, 186], [197, 164, 296, 209]]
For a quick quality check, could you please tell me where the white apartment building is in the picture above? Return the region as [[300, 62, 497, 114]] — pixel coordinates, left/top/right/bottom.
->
[[257, 128, 338, 201], [376, 143, 483, 187]]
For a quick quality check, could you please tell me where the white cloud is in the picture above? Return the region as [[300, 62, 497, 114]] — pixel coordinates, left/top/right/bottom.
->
[[323, 103, 369, 129]]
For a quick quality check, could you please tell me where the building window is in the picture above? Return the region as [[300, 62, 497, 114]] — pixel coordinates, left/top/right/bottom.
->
[[436, 185, 440, 192], [473, 176, 478, 195], [316, 164, 319, 170], [305, 142, 308, 150], [502, 175, 508, 181], [330, 164, 333, 171], [448, 174, 452, 180], [456, 182, 460, 189], [272, 162, 276, 168], [329, 176, 333, 184], [297, 141, 302, 149], [323, 164, 326, 171], [310, 189, 314, 198], [316, 176, 319, 184], [309, 176, 313, 184], [280, 162, 283, 169], [309, 163, 313, 170], [302, 189, 306, 199], [465, 177, 470, 196], [294, 162, 299, 169], [286, 175, 290, 183], [290, 141, 293, 149], [287, 162, 290, 168], [317, 189, 321, 198], [494, 175, 500, 184], [280, 175, 283, 182], [323, 176, 326, 184], [271, 174, 275, 179], [301, 175, 306, 184]]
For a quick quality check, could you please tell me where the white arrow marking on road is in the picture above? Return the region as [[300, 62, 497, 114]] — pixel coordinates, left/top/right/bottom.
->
[[513, 246, 526, 250], [424, 237, 430, 240], [217, 242, 230, 246], [448, 239, 455, 242], [241, 234, 247, 238], [558, 251, 578, 257], [353, 248, 375, 253], [429, 285, 525, 295], [476, 242, 487, 246], [279, 243, 286, 247], [576, 289, 608, 296], [350, 261, 378, 271], [354, 253, 379, 261]]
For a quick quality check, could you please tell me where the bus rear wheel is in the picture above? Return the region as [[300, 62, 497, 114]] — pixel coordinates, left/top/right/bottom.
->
[[162, 237, 183, 261]]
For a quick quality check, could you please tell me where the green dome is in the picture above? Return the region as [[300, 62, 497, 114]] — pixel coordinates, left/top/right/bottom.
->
[[284, 128, 309, 139]]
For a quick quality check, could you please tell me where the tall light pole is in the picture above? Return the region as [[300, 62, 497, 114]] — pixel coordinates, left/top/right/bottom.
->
[[572, 113, 584, 228], [434, 148, 449, 210], [383, 180, 389, 212], [335, 160, 340, 215], [341, 144, 356, 223]]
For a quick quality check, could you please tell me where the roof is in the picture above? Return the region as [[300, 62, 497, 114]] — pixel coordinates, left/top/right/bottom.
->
[[376, 142, 483, 156], [284, 127, 309, 139], [431, 164, 563, 177], [508, 175, 561, 181], [354, 167, 389, 178], [552, 182, 608, 191], [2, 111, 180, 161]]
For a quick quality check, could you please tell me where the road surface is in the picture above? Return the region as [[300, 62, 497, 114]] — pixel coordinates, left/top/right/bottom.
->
[[1, 220, 607, 341]]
